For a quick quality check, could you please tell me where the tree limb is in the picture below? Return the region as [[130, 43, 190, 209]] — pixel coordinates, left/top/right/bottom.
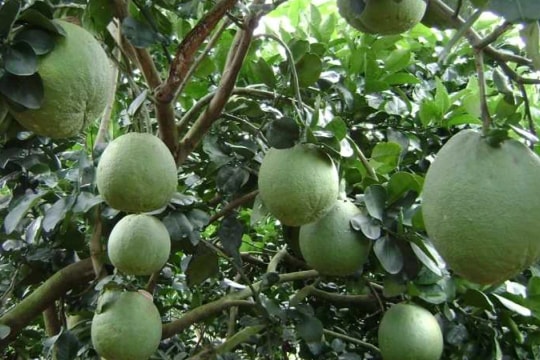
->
[[155, 0, 239, 105], [0, 259, 94, 348], [176, 4, 263, 164]]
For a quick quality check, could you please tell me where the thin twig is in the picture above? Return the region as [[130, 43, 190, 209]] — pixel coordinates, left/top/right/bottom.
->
[[474, 49, 492, 134], [323, 329, 380, 353]]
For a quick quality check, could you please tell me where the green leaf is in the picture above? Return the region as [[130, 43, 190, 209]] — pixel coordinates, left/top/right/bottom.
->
[[324, 117, 347, 141], [369, 142, 402, 174], [410, 242, 442, 277], [295, 313, 323, 343], [17, 10, 66, 36], [218, 214, 244, 265], [296, 53, 322, 88], [521, 22, 540, 70], [434, 77, 451, 114], [264, 117, 300, 149], [488, 0, 540, 23], [82, 0, 114, 36], [13, 28, 56, 55], [186, 245, 219, 287], [387, 172, 422, 205], [463, 289, 495, 311], [350, 210, 381, 240], [3, 42, 38, 76], [492, 294, 532, 316], [419, 100, 441, 127], [251, 58, 276, 88], [0, 72, 44, 109], [216, 165, 250, 194], [0, 0, 21, 39], [121, 16, 159, 48], [4, 191, 46, 234], [0, 324, 10, 340], [162, 211, 195, 242], [42, 195, 76, 232], [384, 48, 411, 73], [364, 185, 386, 221], [373, 235, 403, 275]]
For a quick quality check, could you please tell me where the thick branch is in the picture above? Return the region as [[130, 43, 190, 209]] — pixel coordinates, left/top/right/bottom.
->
[[176, 7, 262, 164], [428, 0, 532, 66], [0, 259, 94, 347], [112, 0, 178, 155], [162, 270, 319, 339], [155, 0, 239, 104]]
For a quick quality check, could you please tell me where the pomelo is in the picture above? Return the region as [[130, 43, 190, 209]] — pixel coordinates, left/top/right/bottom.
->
[[91, 290, 162, 360], [378, 303, 443, 360], [108, 214, 171, 275], [10, 20, 113, 138], [299, 199, 371, 276], [96, 132, 177, 213], [337, 0, 427, 35], [258, 144, 339, 226], [422, 129, 540, 285]]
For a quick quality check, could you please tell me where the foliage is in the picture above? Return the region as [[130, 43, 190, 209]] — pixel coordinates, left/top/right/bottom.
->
[[2, 0, 540, 359]]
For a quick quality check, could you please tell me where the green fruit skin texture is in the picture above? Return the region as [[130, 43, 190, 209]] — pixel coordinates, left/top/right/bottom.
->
[[422, 130, 540, 285], [258, 144, 339, 226], [91, 291, 162, 360], [96, 133, 177, 213], [11, 20, 113, 138], [378, 303, 443, 360], [337, 0, 427, 35], [299, 199, 371, 276], [108, 214, 171, 275]]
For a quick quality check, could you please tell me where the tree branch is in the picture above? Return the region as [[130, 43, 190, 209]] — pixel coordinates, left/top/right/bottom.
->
[[111, 0, 178, 155], [176, 5, 263, 164], [155, 0, 239, 105], [0, 259, 94, 347], [162, 270, 319, 339]]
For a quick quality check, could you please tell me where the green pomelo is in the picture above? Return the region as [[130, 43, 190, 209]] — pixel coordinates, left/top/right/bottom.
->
[[258, 144, 339, 226], [96, 133, 178, 213], [108, 214, 171, 275], [299, 199, 371, 276], [378, 303, 443, 360], [422, 129, 540, 285], [337, 0, 427, 35], [91, 290, 162, 360], [10, 20, 113, 138]]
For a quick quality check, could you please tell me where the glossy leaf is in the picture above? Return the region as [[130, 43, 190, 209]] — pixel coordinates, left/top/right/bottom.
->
[[13, 28, 56, 55], [186, 245, 219, 287], [0, 0, 21, 39], [121, 16, 159, 48], [4, 191, 46, 234], [218, 214, 244, 265], [0, 72, 44, 109], [364, 185, 386, 221], [17, 10, 66, 36], [488, 0, 540, 22], [3, 42, 38, 76], [264, 117, 300, 149], [373, 236, 403, 275]]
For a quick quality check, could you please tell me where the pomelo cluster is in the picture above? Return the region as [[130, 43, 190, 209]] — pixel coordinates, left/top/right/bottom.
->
[[378, 303, 443, 360], [92, 133, 176, 358], [337, 0, 427, 35], [91, 290, 162, 360], [9, 20, 114, 138], [422, 130, 540, 285]]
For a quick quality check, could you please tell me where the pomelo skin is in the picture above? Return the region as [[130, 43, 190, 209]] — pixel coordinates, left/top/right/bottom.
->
[[96, 132, 178, 213], [258, 144, 339, 226], [91, 290, 162, 360], [337, 0, 427, 35], [108, 214, 171, 275], [11, 20, 113, 138], [422, 129, 540, 285], [378, 303, 443, 360], [299, 199, 371, 276]]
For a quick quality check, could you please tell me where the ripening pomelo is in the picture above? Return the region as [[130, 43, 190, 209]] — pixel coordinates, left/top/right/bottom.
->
[[337, 0, 427, 35], [422, 129, 540, 285], [96, 132, 177, 213], [108, 214, 171, 275], [10, 20, 113, 138], [257, 144, 339, 226], [378, 303, 443, 360], [91, 290, 162, 360], [299, 199, 371, 276]]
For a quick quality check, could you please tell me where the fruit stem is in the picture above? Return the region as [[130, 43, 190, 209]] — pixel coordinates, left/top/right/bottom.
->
[[474, 48, 492, 135]]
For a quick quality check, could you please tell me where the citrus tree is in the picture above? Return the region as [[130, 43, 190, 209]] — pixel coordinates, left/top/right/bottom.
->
[[2, 0, 540, 359]]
